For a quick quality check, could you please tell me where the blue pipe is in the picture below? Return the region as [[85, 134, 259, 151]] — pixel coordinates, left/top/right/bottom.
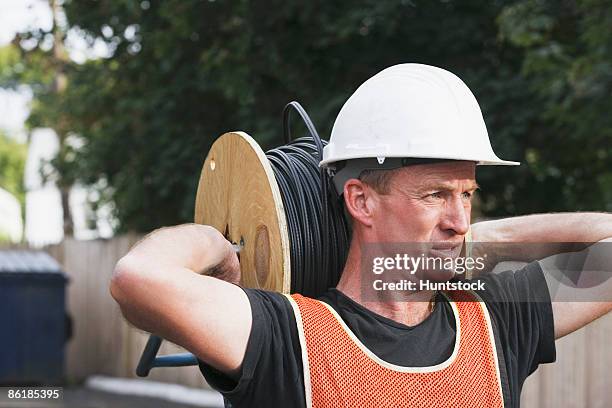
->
[[136, 335, 198, 377]]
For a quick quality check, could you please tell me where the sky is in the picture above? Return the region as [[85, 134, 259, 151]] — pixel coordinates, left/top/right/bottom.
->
[[0, 0, 52, 45]]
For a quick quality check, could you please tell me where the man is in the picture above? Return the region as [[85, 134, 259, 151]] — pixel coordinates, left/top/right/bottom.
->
[[110, 64, 612, 407]]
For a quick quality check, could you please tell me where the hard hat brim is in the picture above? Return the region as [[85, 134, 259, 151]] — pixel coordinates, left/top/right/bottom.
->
[[319, 155, 520, 168], [477, 158, 521, 166]]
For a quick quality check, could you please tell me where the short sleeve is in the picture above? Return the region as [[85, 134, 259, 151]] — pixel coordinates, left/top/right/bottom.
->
[[197, 288, 306, 408], [477, 261, 556, 381]]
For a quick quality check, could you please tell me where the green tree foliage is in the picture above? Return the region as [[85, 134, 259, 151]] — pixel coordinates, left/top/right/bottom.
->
[[2, 0, 611, 232], [0, 131, 27, 210], [495, 0, 612, 213]]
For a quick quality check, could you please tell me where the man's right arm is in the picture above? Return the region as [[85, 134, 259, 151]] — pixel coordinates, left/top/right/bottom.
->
[[472, 213, 612, 339], [109, 223, 251, 379]]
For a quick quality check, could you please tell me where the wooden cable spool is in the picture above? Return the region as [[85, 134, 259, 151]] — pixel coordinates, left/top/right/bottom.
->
[[194, 131, 292, 293]]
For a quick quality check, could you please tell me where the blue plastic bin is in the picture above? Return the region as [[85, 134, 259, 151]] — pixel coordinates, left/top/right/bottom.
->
[[0, 250, 69, 385]]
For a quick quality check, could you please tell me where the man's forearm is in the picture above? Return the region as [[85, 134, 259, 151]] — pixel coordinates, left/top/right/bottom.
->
[[110, 224, 240, 308], [118, 224, 236, 277], [471, 212, 612, 263]]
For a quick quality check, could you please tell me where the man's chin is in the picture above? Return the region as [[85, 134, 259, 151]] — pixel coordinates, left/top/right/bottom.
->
[[420, 268, 455, 283]]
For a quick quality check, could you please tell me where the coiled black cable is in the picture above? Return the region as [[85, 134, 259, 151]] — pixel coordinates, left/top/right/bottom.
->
[[265, 101, 350, 297]]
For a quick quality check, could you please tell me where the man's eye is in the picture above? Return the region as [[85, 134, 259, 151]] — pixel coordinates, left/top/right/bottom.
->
[[461, 191, 472, 200], [429, 192, 442, 199]]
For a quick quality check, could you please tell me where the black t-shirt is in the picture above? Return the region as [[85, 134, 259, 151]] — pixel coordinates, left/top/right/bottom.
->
[[198, 261, 556, 408]]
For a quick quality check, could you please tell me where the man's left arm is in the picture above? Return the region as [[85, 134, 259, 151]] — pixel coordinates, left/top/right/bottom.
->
[[471, 212, 612, 339]]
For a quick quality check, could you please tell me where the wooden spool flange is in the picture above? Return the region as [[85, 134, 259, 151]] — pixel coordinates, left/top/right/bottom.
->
[[194, 132, 291, 293]]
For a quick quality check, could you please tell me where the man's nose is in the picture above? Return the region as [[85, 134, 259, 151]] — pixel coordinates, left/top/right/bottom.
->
[[440, 196, 470, 236]]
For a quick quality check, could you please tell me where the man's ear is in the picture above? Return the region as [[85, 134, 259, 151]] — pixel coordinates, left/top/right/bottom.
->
[[343, 179, 376, 228]]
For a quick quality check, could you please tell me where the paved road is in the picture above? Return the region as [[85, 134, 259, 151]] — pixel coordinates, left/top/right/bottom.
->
[[0, 387, 217, 408]]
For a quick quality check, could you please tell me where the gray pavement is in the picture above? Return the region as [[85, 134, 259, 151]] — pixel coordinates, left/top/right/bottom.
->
[[0, 386, 220, 408]]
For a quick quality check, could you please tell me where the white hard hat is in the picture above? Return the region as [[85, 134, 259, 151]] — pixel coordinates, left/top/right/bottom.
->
[[320, 63, 519, 168]]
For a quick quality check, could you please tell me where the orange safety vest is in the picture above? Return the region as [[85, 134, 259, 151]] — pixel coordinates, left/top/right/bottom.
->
[[285, 291, 504, 408]]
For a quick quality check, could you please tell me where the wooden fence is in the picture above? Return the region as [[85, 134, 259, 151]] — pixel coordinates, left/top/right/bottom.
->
[[35, 237, 612, 406]]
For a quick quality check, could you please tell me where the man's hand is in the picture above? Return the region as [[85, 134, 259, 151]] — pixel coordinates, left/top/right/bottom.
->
[[194, 228, 241, 285], [110, 224, 251, 379]]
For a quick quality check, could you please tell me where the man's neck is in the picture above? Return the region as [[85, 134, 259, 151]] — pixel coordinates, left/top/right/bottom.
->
[[335, 244, 436, 327]]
